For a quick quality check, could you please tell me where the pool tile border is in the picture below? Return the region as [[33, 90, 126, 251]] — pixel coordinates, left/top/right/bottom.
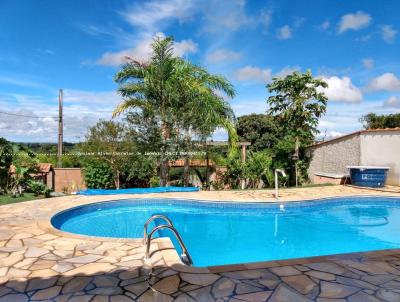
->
[[2, 187, 400, 301]]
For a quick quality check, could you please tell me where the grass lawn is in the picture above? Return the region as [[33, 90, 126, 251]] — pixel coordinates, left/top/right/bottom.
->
[[0, 193, 45, 206]]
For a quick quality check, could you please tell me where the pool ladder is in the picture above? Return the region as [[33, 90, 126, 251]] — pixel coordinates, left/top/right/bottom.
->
[[143, 214, 193, 266]]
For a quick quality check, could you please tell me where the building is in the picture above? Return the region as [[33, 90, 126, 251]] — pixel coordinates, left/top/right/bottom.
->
[[307, 128, 400, 186], [10, 163, 86, 193]]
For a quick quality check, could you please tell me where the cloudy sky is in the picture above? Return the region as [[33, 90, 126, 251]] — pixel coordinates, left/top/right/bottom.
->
[[0, 0, 399, 142]]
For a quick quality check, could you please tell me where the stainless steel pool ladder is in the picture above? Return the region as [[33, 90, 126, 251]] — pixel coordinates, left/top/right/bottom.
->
[[143, 214, 193, 266]]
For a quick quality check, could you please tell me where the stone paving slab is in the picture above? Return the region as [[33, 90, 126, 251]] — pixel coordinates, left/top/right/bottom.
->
[[0, 186, 400, 301]]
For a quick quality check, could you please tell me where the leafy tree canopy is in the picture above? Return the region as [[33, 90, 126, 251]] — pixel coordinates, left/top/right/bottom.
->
[[267, 70, 328, 144], [360, 112, 400, 129], [78, 120, 134, 189], [236, 114, 283, 152], [113, 36, 237, 186]]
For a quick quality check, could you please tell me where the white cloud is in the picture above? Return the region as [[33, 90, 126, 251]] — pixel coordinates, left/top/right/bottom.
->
[[120, 0, 195, 32], [63, 90, 120, 106], [320, 20, 330, 30], [97, 33, 198, 66], [206, 49, 242, 63], [318, 120, 335, 128], [384, 96, 400, 108], [338, 11, 371, 33], [315, 129, 345, 140], [367, 73, 400, 92], [356, 34, 372, 43], [319, 76, 362, 103], [0, 75, 44, 89], [0, 90, 123, 142], [277, 25, 292, 39], [362, 58, 374, 70], [381, 25, 397, 43], [174, 39, 198, 56], [274, 66, 300, 78], [202, 1, 271, 33], [234, 66, 272, 83], [317, 99, 400, 136]]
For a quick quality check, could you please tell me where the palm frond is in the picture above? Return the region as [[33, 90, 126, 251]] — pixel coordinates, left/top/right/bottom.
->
[[112, 98, 149, 117]]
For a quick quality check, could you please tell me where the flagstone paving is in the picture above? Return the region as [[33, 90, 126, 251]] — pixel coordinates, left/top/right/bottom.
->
[[0, 186, 400, 301]]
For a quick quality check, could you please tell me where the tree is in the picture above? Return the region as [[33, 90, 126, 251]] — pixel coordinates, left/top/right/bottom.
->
[[236, 114, 283, 152], [83, 160, 114, 189], [172, 60, 237, 187], [113, 36, 237, 186], [267, 70, 328, 185], [0, 138, 38, 194], [360, 112, 400, 129], [0, 138, 13, 192], [113, 37, 183, 186], [79, 120, 133, 189]]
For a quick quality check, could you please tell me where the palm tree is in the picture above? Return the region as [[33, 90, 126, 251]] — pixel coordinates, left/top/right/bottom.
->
[[113, 36, 237, 187], [172, 60, 237, 186], [113, 37, 179, 186]]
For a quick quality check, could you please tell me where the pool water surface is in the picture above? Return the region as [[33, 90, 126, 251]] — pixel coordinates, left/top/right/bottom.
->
[[51, 196, 400, 267]]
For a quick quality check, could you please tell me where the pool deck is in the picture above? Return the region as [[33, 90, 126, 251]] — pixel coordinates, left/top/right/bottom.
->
[[1, 185, 400, 301]]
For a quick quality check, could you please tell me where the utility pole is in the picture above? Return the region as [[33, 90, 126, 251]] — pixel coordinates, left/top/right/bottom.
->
[[57, 89, 63, 168]]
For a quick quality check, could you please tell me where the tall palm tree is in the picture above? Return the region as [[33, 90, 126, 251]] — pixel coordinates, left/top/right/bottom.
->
[[113, 37, 178, 186], [172, 60, 237, 186], [113, 36, 237, 187]]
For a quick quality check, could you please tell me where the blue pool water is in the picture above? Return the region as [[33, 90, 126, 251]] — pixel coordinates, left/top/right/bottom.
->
[[51, 196, 400, 267]]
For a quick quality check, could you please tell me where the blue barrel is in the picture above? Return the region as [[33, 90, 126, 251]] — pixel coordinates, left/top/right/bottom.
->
[[347, 166, 389, 188]]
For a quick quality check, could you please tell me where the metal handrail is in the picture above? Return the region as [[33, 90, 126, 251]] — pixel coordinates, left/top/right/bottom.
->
[[145, 224, 193, 266], [143, 214, 173, 245]]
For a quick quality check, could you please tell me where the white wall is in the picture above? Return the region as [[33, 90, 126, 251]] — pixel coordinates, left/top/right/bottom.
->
[[360, 131, 400, 186]]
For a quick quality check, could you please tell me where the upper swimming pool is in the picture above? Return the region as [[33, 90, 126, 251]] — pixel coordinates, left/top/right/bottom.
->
[[51, 196, 400, 267]]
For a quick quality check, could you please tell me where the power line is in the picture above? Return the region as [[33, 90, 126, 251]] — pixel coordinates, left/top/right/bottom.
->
[[0, 110, 58, 120]]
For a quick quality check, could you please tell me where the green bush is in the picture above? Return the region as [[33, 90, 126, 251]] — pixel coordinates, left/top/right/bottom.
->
[[149, 176, 160, 187], [224, 156, 244, 189], [123, 155, 157, 188], [83, 161, 114, 189], [27, 180, 51, 197], [244, 151, 273, 188]]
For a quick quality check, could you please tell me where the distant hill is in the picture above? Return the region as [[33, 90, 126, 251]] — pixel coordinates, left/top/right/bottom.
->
[[17, 142, 76, 152]]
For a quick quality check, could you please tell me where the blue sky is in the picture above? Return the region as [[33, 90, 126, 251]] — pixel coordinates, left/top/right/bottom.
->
[[0, 0, 399, 142]]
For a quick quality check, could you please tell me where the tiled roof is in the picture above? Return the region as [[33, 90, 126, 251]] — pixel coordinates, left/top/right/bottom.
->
[[37, 163, 53, 173], [9, 163, 53, 174], [169, 159, 215, 167]]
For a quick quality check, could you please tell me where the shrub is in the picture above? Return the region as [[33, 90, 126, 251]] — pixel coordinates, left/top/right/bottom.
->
[[244, 151, 273, 189], [83, 161, 114, 189], [149, 176, 160, 187], [224, 156, 244, 189], [123, 155, 156, 188], [27, 180, 51, 197]]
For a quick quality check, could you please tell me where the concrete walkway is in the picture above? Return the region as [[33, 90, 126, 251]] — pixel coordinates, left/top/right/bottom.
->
[[1, 186, 400, 301]]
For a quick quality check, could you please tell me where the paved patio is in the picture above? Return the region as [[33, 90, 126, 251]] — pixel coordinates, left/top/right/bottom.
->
[[1, 186, 400, 301]]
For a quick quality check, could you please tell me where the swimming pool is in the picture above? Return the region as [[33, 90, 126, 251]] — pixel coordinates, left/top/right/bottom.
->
[[51, 196, 400, 267]]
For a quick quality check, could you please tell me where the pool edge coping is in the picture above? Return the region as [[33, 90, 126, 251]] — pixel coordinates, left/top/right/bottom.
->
[[40, 192, 400, 274]]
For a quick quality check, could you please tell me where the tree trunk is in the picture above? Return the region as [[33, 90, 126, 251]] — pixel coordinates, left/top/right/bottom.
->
[[183, 157, 190, 187], [160, 160, 168, 187], [115, 170, 120, 189], [205, 146, 210, 190], [159, 122, 170, 187], [295, 137, 300, 187]]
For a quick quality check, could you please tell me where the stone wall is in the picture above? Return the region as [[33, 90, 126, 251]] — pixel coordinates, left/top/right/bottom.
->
[[308, 134, 361, 182]]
